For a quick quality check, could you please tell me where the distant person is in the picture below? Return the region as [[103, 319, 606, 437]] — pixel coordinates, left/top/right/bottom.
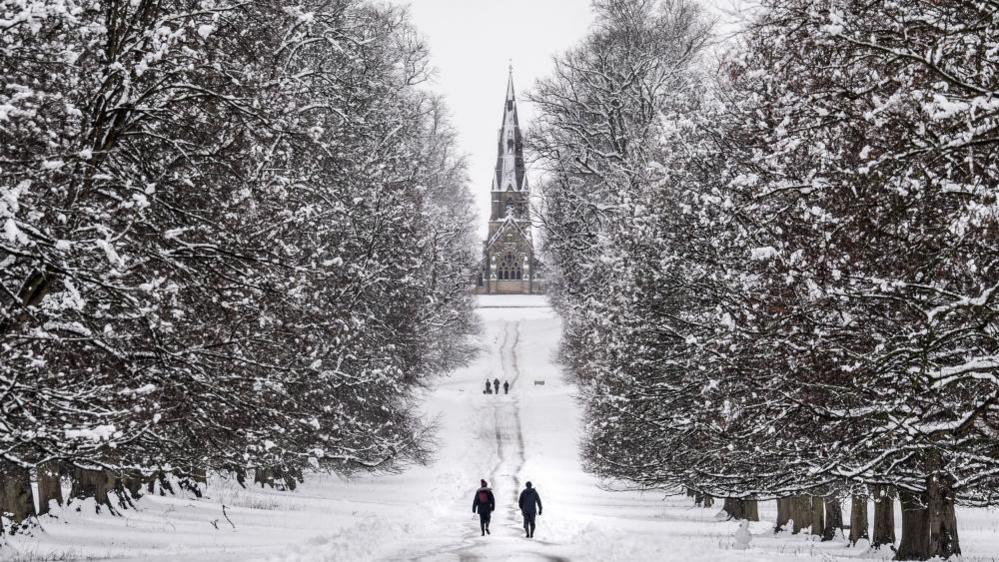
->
[[503, 381, 510, 394], [493, 377, 500, 396], [473, 479, 495, 536], [484, 379, 492, 394], [519, 481, 543, 538]]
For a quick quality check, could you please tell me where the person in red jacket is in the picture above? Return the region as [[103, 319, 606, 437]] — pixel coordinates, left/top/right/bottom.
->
[[472, 479, 496, 536]]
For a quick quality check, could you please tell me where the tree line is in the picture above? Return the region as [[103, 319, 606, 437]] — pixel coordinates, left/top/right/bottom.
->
[[532, 0, 998, 560], [0, 0, 477, 533]]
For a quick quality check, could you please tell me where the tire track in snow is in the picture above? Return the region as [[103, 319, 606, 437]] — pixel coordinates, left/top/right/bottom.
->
[[486, 321, 512, 498], [460, 321, 538, 554], [504, 321, 528, 507], [402, 319, 566, 562], [487, 320, 565, 561], [385, 324, 510, 562], [471, 320, 566, 561]]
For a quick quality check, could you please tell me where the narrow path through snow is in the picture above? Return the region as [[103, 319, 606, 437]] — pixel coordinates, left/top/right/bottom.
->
[[454, 321, 535, 559], [405, 319, 565, 561]]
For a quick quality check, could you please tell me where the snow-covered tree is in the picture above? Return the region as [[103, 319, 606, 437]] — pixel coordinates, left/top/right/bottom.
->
[[536, 0, 999, 558], [720, 1, 999, 557], [1, 0, 476, 531], [530, 0, 740, 510]]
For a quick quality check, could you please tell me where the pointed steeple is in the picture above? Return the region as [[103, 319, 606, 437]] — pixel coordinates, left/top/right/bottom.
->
[[494, 67, 526, 193], [506, 62, 516, 102], [477, 66, 543, 296]]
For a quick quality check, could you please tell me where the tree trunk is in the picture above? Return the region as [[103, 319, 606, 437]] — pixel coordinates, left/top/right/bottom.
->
[[896, 489, 929, 560], [693, 490, 712, 507], [233, 467, 247, 488], [791, 494, 810, 534], [151, 470, 174, 496], [721, 497, 758, 521], [823, 494, 844, 541], [121, 470, 144, 499], [810, 495, 825, 537], [873, 485, 896, 549], [925, 476, 960, 559], [281, 466, 301, 491], [723, 497, 744, 520], [775, 497, 792, 532], [69, 468, 117, 512], [36, 461, 63, 515], [190, 467, 207, 484], [849, 494, 869, 545], [254, 467, 272, 488], [0, 465, 37, 529]]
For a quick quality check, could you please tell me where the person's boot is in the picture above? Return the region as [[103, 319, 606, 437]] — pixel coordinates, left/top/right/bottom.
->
[[486, 525, 490, 535]]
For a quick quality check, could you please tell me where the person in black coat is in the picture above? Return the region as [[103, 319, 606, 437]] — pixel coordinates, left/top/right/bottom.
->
[[472, 479, 496, 536], [518, 481, 543, 538]]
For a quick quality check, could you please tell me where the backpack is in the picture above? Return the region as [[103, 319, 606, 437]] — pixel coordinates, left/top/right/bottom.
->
[[478, 490, 490, 505]]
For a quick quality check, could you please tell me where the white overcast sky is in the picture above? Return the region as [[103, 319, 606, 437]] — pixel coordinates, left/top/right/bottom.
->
[[393, 0, 752, 238], [392, 0, 594, 237]]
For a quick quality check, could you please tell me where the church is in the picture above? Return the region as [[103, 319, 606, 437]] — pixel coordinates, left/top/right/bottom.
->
[[475, 70, 544, 295]]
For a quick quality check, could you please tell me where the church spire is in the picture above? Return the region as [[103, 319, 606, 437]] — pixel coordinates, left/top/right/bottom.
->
[[493, 67, 526, 193], [477, 66, 543, 295], [506, 62, 515, 101]]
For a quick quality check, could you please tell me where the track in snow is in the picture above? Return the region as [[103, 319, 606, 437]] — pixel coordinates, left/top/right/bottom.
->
[[455, 320, 547, 560], [405, 320, 568, 562]]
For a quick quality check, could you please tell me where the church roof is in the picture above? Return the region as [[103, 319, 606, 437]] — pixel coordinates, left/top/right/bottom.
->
[[493, 69, 527, 192], [483, 214, 532, 253]]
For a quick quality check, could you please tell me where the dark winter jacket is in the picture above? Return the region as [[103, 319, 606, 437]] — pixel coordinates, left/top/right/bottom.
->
[[519, 487, 542, 515], [473, 487, 495, 513]]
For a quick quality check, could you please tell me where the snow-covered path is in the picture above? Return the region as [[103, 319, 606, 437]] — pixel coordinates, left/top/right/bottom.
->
[[9, 295, 999, 561], [384, 301, 579, 562]]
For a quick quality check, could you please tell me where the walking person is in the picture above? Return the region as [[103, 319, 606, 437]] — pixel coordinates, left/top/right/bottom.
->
[[503, 381, 510, 394], [493, 377, 500, 396], [519, 481, 543, 538], [484, 379, 492, 394], [472, 479, 495, 536]]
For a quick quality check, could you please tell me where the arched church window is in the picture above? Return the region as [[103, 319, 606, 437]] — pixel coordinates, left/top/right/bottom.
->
[[497, 251, 523, 281], [505, 200, 514, 217], [507, 139, 514, 151]]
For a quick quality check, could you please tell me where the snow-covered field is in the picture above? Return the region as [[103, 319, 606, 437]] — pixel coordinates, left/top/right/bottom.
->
[[6, 295, 999, 561]]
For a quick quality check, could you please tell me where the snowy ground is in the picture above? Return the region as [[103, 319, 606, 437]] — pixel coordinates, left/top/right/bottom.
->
[[6, 295, 999, 561]]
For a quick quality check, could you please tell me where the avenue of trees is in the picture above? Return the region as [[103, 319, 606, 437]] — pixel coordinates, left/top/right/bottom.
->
[[532, 0, 999, 560], [1, 0, 477, 532]]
